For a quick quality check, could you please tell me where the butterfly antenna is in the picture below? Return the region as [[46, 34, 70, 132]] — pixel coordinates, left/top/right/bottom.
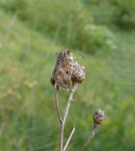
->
[[72, 52, 85, 59]]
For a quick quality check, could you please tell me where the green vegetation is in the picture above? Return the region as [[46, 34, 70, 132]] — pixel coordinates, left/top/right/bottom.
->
[[83, 0, 135, 30], [0, 0, 135, 151], [1, 0, 115, 53]]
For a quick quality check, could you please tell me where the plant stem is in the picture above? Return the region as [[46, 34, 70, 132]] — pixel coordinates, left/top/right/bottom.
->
[[63, 84, 78, 124], [60, 84, 78, 151], [55, 85, 62, 123], [81, 126, 97, 151], [60, 122, 64, 151], [63, 126, 75, 151], [55, 84, 78, 151]]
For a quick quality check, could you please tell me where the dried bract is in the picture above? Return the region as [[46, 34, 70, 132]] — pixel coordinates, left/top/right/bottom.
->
[[71, 61, 85, 85], [93, 109, 105, 127]]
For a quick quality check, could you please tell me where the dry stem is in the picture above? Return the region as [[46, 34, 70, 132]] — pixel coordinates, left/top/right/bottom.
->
[[63, 126, 75, 151], [55, 85, 62, 123], [63, 84, 78, 125], [81, 126, 97, 151], [55, 84, 78, 151]]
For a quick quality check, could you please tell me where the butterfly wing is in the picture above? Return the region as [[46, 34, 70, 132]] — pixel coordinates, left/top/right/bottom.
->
[[55, 57, 73, 90]]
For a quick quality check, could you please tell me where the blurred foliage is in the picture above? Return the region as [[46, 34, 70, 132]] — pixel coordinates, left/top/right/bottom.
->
[[0, 0, 135, 151], [1, 0, 115, 53], [112, 0, 135, 30], [74, 25, 114, 53], [83, 0, 135, 30]]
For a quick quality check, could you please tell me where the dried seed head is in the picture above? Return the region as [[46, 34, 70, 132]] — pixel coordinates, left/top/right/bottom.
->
[[71, 61, 85, 85], [93, 109, 105, 127], [51, 50, 85, 90]]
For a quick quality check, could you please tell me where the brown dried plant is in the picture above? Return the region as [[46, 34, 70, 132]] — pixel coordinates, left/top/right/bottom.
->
[[50, 49, 104, 151]]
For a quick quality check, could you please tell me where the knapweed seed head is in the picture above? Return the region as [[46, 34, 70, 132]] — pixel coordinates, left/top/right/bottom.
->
[[71, 61, 85, 85], [93, 109, 105, 127]]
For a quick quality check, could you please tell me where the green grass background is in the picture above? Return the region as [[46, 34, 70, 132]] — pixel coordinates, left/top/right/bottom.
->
[[0, 0, 135, 151]]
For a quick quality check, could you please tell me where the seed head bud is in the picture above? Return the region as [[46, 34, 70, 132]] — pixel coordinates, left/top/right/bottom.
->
[[93, 109, 105, 127], [71, 61, 85, 85]]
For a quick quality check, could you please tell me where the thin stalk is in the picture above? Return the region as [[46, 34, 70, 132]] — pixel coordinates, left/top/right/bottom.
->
[[63, 126, 75, 151], [55, 84, 78, 151], [81, 126, 97, 151]]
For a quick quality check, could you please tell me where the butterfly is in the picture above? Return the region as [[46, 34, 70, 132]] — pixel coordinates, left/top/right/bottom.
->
[[50, 49, 74, 90]]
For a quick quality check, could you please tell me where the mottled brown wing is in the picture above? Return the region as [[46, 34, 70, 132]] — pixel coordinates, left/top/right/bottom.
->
[[55, 57, 73, 90], [50, 66, 57, 87]]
